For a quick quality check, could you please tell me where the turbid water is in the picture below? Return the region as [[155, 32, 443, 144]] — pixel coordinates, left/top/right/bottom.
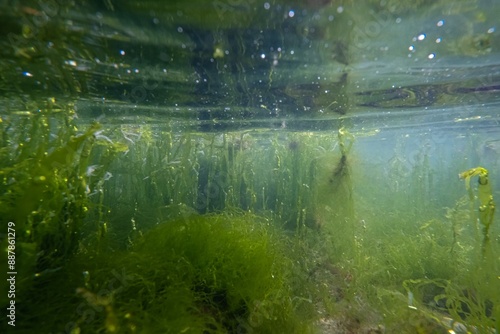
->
[[1, 1, 500, 333]]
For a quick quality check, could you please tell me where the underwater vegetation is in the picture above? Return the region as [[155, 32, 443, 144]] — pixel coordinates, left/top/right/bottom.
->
[[1, 106, 499, 333], [13, 212, 319, 333], [2, 1, 500, 333], [0, 109, 324, 333], [0, 103, 127, 312], [459, 166, 495, 249]]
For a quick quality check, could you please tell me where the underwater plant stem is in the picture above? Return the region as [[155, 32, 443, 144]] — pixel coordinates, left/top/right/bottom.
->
[[459, 167, 495, 254]]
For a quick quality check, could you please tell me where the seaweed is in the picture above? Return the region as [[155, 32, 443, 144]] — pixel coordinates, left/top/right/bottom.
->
[[459, 166, 496, 251], [0, 104, 126, 309], [19, 212, 318, 333], [2, 111, 499, 333]]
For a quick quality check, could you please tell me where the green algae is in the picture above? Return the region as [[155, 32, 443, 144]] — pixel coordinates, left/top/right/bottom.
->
[[17, 212, 318, 333], [0, 104, 126, 310], [1, 111, 499, 333]]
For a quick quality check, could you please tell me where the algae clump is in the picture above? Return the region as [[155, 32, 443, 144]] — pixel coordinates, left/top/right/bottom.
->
[[33, 212, 316, 333]]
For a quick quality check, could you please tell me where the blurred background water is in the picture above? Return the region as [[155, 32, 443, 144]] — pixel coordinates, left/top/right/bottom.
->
[[1, 0, 500, 333]]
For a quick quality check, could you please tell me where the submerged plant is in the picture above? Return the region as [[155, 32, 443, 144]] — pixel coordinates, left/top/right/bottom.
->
[[314, 126, 357, 261], [22, 212, 318, 333], [459, 166, 495, 251], [0, 107, 126, 311], [445, 196, 471, 254]]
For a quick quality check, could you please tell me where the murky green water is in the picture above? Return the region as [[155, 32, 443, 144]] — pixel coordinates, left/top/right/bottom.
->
[[1, 1, 500, 333]]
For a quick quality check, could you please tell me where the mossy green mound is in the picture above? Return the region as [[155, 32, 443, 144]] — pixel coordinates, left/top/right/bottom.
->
[[23, 212, 316, 333], [116, 213, 314, 333]]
